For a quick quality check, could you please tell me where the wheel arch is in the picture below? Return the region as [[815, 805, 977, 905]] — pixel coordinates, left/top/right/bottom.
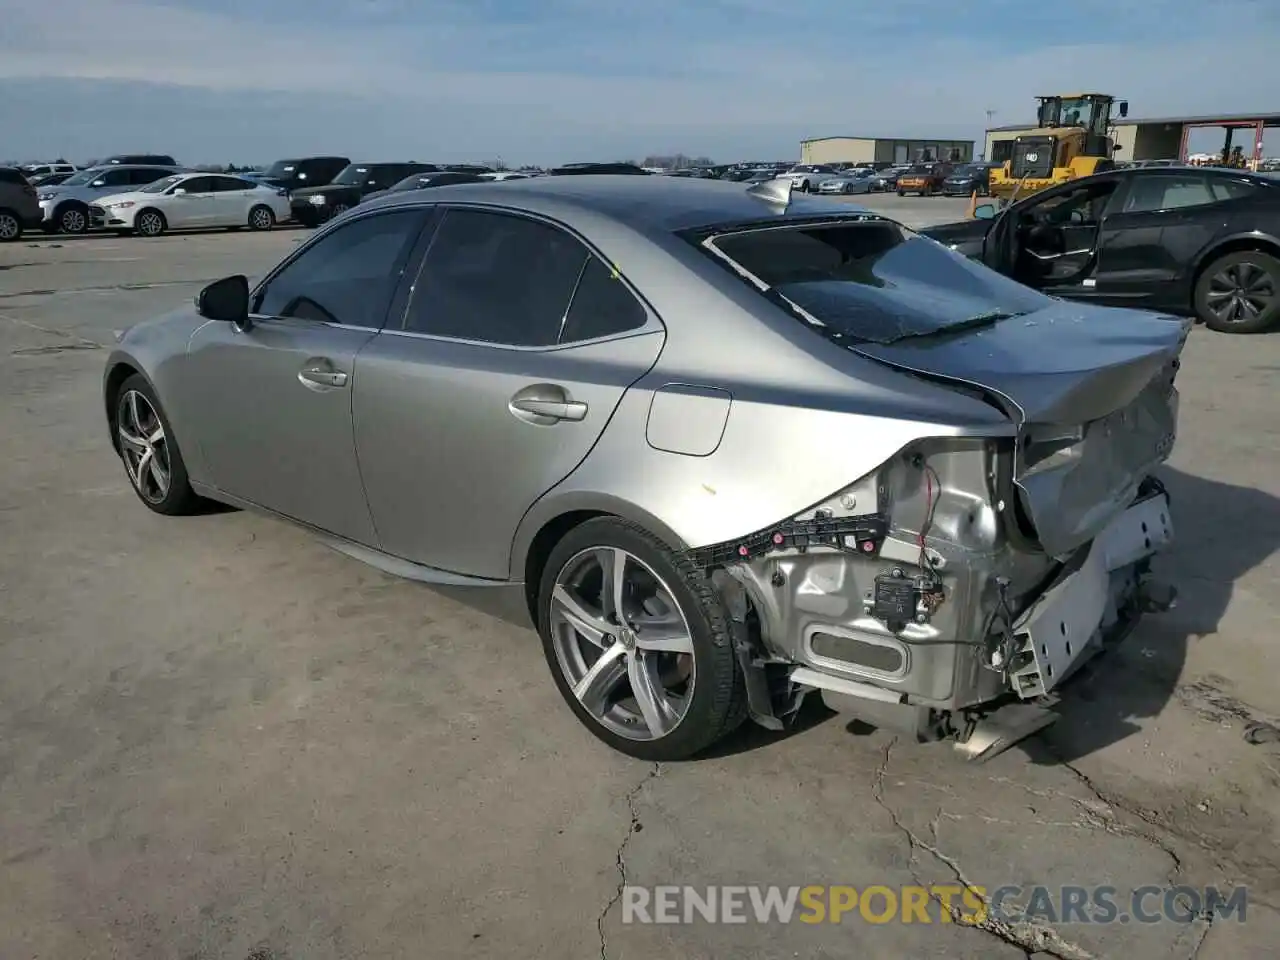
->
[[1189, 233, 1280, 308], [514, 493, 689, 623], [103, 357, 164, 453]]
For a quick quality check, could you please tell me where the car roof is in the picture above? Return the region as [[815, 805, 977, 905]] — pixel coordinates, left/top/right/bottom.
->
[[360, 174, 876, 233]]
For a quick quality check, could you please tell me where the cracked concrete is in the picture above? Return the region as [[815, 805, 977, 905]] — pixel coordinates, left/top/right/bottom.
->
[[3, 198, 1280, 959]]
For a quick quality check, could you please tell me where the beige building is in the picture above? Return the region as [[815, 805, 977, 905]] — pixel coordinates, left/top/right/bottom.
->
[[800, 136, 974, 166]]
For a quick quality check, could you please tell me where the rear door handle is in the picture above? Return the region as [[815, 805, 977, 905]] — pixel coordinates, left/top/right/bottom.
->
[[510, 397, 588, 421]]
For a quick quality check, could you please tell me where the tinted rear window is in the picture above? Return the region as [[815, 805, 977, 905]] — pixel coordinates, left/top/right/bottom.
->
[[700, 220, 1050, 345]]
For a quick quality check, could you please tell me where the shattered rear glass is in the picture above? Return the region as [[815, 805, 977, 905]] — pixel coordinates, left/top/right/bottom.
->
[[705, 219, 1051, 345]]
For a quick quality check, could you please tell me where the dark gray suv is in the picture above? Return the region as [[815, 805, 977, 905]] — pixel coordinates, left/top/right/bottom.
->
[[0, 167, 42, 242]]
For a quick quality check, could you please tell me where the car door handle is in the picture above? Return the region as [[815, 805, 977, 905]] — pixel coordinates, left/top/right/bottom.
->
[[298, 367, 348, 388], [510, 397, 587, 421]]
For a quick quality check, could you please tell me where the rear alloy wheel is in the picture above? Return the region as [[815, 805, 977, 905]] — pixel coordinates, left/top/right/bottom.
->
[[58, 205, 88, 234], [248, 205, 275, 231], [135, 209, 166, 237], [0, 210, 21, 242], [1195, 251, 1280, 334], [538, 517, 746, 761], [114, 374, 201, 515]]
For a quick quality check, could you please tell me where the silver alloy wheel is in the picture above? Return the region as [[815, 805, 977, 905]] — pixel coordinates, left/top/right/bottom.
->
[[549, 546, 696, 741], [0, 212, 18, 240], [117, 389, 171, 503], [250, 206, 273, 229], [1206, 261, 1275, 325], [60, 207, 86, 233], [137, 211, 164, 237]]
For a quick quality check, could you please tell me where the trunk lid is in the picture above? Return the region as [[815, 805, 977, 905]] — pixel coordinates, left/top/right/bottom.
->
[[851, 302, 1189, 556]]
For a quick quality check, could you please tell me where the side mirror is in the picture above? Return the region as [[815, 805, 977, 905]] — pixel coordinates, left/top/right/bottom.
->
[[196, 275, 251, 328], [1118, 101, 1129, 118], [973, 203, 997, 220], [91, 180, 105, 187], [172, 188, 186, 195]]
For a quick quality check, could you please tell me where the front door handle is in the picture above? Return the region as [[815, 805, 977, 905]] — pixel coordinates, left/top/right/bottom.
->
[[510, 397, 587, 421], [298, 366, 348, 389]]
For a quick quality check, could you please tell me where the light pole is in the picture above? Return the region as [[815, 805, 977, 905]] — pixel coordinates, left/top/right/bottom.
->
[[983, 110, 996, 160]]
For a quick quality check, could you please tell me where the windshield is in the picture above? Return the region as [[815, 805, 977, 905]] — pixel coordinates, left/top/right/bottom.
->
[[390, 174, 430, 191], [61, 167, 108, 186], [264, 160, 301, 179], [332, 164, 379, 186], [140, 175, 185, 194], [701, 219, 1050, 345]]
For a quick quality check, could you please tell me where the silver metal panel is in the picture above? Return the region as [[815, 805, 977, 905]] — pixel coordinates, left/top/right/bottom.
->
[[645, 384, 732, 456]]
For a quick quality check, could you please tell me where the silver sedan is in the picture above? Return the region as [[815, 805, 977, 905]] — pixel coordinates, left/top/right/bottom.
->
[[103, 176, 1186, 762]]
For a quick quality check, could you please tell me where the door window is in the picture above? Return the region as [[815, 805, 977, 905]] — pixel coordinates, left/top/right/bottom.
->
[[402, 209, 589, 346], [254, 210, 425, 327], [207, 176, 244, 192], [180, 176, 216, 193], [127, 168, 169, 186], [96, 168, 134, 187], [1209, 178, 1259, 202], [1121, 175, 1214, 213]]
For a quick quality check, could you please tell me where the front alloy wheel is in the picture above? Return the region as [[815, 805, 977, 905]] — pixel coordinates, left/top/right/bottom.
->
[[114, 374, 201, 515], [135, 210, 165, 237], [538, 518, 746, 760], [0, 211, 21, 242], [59, 206, 87, 234]]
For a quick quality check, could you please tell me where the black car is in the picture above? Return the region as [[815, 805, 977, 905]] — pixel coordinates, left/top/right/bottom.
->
[[922, 166, 1280, 333], [548, 162, 650, 176], [102, 153, 179, 167], [290, 162, 436, 226], [360, 171, 492, 204], [255, 156, 352, 195], [941, 162, 998, 197]]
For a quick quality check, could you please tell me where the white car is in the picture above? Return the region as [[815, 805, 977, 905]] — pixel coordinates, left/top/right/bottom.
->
[[780, 164, 843, 192], [90, 172, 292, 237]]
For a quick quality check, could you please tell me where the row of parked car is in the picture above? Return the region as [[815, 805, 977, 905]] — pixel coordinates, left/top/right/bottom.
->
[[0, 154, 671, 241]]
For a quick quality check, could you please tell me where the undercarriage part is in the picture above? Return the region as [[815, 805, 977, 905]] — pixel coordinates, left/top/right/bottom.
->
[[711, 569, 801, 730], [952, 701, 1058, 762], [819, 693, 956, 742], [684, 512, 889, 569], [867, 566, 946, 631]]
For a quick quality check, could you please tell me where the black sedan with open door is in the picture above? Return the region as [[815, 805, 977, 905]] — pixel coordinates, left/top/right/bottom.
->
[[922, 166, 1280, 333]]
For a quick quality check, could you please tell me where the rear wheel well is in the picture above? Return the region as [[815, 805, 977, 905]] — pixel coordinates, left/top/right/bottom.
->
[[522, 510, 609, 621], [104, 361, 141, 450], [1191, 238, 1280, 307]]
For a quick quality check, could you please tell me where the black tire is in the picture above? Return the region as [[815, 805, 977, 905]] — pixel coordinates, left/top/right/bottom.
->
[[57, 203, 89, 234], [248, 204, 275, 231], [1194, 250, 1280, 334], [134, 208, 167, 237], [112, 373, 203, 515], [0, 208, 22, 242], [537, 517, 747, 761], [897, 189, 905, 197]]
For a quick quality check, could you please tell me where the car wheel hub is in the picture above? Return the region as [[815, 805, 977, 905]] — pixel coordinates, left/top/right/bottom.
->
[[1207, 262, 1275, 324], [550, 546, 695, 741], [117, 389, 170, 503], [140, 214, 161, 235], [0, 213, 17, 239], [252, 209, 270, 227], [63, 209, 85, 232]]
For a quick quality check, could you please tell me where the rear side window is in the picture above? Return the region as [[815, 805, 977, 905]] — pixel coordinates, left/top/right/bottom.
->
[[1122, 175, 1215, 213], [699, 219, 1049, 345], [403, 209, 587, 346], [560, 256, 648, 342], [0, 168, 26, 185], [128, 168, 170, 186], [1209, 178, 1258, 202]]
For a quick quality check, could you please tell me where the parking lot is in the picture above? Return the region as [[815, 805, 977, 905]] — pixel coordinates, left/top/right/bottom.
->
[[2, 192, 1279, 960]]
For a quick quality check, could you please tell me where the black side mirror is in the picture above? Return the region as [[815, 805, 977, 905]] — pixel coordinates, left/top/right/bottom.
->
[[196, 275, 251, 328], [1118, 101, 1129, 118]]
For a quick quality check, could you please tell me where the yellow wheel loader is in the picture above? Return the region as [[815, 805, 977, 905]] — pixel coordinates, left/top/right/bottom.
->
[[987, 94, 1128, 203]]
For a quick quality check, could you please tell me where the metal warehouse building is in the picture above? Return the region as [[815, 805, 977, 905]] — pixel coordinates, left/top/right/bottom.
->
[[800, 136, 974, 166], [985, 111, 1280, 165]]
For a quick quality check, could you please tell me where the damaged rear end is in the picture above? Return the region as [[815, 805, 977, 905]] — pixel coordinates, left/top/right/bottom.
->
[[687, 215, 1187, 759]]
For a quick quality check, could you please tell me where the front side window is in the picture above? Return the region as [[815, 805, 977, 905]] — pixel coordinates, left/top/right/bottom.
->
[[141, 175, 184, 194], [402, 209, 589, 346], [698, 218, 1050, 345], [254, 210, 425, 327], [96, 168, 133, 187], [129, 168, 171, 186]]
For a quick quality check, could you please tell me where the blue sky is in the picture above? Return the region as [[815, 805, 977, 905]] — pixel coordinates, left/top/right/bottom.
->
[[2, 0, 1278, 166]]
